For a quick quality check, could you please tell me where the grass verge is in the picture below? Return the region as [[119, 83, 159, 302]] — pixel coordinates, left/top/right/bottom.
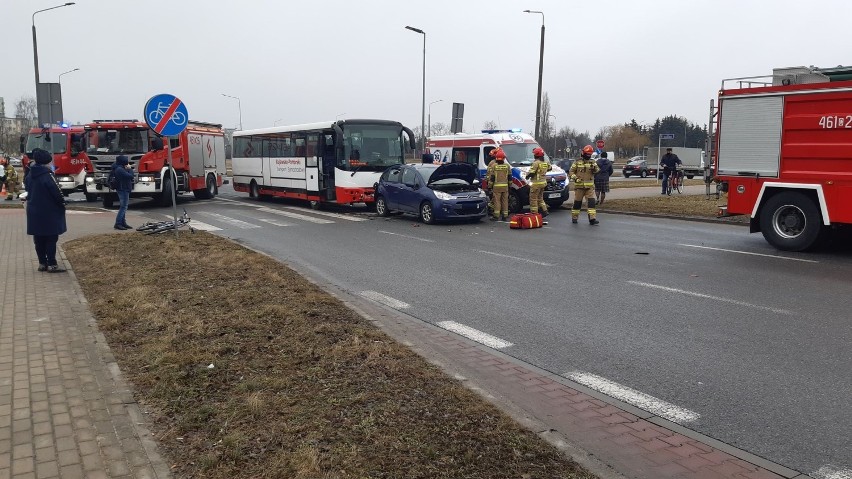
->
[[601, 193, 748, 223], [64, 232, 595, 479]]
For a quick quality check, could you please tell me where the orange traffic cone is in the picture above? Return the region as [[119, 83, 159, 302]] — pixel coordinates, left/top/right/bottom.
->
[[0, 183, 6, 196]]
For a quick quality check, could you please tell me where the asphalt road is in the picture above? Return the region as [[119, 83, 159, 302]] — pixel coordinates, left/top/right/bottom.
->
[[124, 183, 851, 476]]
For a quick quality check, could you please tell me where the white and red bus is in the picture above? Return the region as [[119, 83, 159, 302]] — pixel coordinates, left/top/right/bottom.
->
[[231, 119, 415, 207]]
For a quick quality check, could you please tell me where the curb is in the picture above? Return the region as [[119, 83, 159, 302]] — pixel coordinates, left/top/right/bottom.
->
[[602, 209, 750, 226]]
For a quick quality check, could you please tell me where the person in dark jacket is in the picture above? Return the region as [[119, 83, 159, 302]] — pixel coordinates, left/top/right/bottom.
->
[[659, 148, 682, 195], [112, 155, 135, 230], [24, 148, 67, 273], [594, 151, 614, 205]]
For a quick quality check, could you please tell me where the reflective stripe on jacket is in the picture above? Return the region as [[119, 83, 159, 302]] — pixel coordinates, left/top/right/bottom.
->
[[487, 160, 512, 189], [569, 158, 599, 189], [527, 159, 548, 186]]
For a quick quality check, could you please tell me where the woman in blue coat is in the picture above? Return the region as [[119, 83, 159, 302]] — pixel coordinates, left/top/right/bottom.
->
[[24, 148, 67, 273]]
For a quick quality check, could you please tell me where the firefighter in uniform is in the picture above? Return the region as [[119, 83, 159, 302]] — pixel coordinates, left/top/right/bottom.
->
[[525, 147, 550, 218], [2, 157, 21, 200], [486, 148, 512, 221], [569, 145, 600, 225]]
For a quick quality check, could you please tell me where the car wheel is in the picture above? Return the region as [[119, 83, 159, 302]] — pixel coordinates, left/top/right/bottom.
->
[[640, 170, 647, 178], [375, 196, 390, 217], [85, 193, 98, 202], [419, 202, 435, 224], [623, 173, 630, 178], [686, 175, 694, 180], [759, 191, 823, 252]]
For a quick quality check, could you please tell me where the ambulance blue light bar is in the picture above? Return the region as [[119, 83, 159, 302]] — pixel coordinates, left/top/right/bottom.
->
[[481, 128, 523, 134]]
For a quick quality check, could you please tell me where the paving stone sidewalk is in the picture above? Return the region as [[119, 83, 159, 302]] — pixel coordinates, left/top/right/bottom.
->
[[0, 208, 170, 479]]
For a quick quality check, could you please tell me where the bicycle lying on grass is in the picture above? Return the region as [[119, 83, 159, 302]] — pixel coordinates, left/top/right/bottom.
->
[[135, 209, 194, 234]]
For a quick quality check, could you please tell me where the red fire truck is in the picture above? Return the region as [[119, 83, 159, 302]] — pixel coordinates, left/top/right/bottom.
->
[[20, 125, 95, 199], [83, 119, 226, 207], [713, 65, 852, 251]]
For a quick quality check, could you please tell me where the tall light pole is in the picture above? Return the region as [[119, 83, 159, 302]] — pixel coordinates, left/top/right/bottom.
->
[[33, 2, 75, 129], [58, 68, 79, 85], [221, 93, 242, 130], [523, 9, 545, 141], [405, 25, 426, 153], [428, 99, 443, 137]]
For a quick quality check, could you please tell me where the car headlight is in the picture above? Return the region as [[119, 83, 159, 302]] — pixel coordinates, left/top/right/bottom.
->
[[478, 189, 487, 198], [433, 190, 453, 200]]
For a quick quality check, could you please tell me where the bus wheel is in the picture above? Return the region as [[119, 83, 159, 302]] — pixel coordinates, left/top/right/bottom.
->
[[249, 181, 260, 200], [309, 200, 322, 210], [760, 191, 822, 252], [85, 193, 98, 203]]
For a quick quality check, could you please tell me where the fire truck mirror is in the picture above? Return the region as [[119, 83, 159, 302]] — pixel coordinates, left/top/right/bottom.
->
[[151, 136, 165, 151]]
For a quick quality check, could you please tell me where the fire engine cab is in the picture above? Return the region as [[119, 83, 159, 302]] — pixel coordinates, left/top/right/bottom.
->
[[20, 125, 94, 199], [426, 130, 569, 213], [713, 65, 852, 251]]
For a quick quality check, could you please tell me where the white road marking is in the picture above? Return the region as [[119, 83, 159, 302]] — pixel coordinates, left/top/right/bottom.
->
[[254, 218, 292, 227], [158, 214, 221, 231], [198, 212, 261, 229], [256, 207, 334, 224], [278, 206, 366, 222], [379, 230, 435, 243], [359, 291, 410, 310], [628, 281, 794, 315], [813, 465, 852, 479], [566, 371, 700, 424], [679, 244, 819, 263], [65, 210, 100, 215], [476, 250, 555, 267], [213, 197, 256, 207], [437, 321, 514, 349]]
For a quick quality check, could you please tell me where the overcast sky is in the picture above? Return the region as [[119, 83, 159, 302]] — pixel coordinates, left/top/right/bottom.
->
[[3, 0, 852, 136]]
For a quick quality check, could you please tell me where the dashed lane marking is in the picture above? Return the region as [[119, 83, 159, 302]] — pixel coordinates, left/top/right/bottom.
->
[[197, 212, 261, 229], [256, 207, 334, 224], [679, 244, 819, 263], [254, 218, 292, 227], [359, 291, 410, 310], [565, 371, 700, 424], [476, 250, 555, 267], [628, 281, 795, 315], [379, 230, 435, 243], [436, 321, 514, 349]]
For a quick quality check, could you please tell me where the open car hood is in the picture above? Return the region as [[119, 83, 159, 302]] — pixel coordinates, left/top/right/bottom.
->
[[427, 162, 478, 185]]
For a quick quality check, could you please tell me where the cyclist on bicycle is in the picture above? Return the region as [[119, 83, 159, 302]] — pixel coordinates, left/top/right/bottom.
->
[[659, 147, 682, 195]]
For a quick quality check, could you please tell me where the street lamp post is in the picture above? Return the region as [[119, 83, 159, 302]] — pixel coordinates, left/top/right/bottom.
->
[[221, 93, 242, 130], [523, 9, 545, 140], [428, 99, 443, 137], [405, 25, 426, 153], [58, 68, 79, 85], [32, 2, 75, 131]]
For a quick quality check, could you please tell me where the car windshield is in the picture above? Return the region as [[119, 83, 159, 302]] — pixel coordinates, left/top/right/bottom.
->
[[25, 132, 68, 154], [628, 160, 643, 165], [500, 143, 550, 166], [343, 125, 405, 172], [86, 129, 150, 154]]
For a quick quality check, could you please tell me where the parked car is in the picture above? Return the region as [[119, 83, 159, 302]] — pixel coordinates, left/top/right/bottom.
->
[[555, 158, 574, 174], [8, 157, 22, 167], [374, 163, 487, 224], [622, 157, 657, 178]]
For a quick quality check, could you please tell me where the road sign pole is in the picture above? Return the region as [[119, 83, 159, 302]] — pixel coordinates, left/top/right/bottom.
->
[[657, 134, 662, 185], [166, 138, 178, 238]]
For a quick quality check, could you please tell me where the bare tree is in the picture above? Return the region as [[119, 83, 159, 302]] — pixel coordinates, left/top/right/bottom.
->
[[14, 96, 37, 128], [429, 122, 450, 136], [482, 120, 499, 131]]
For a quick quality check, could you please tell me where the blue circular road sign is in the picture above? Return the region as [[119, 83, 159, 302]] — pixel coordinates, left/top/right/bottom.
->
[[144, 93, 189, 136]]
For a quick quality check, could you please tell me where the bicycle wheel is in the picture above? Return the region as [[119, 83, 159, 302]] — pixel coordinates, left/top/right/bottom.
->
[[676, 177, 684, 194], [666, 181, 672, 195], [136, 222, 162, 232]]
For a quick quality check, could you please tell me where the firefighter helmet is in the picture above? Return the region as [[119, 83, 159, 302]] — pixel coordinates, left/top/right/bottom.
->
[[494, 149, 506, 159], [533, 147, 545, 158], [582, 145, 594, 155]]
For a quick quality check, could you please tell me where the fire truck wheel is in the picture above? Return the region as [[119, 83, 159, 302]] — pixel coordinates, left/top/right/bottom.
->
[[102, 194, 114, 208], [158, 177, 174, 207], [85, 193, 98, 203], [375, 196, 390, 217], [760, 191, 822, 252], [193, 174, 216, 200]]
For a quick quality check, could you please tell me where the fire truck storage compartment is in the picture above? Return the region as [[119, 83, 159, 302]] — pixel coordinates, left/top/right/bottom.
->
[[717, 96, 783, 178], [187, 133, 225, 177]]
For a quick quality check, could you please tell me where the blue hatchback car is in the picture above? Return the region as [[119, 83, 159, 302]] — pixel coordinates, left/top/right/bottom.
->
[[374, 163, 488, 224]]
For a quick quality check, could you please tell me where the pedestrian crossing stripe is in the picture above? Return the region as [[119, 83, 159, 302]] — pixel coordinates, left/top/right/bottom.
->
[[256, 207, 334, 224], [159, 214, 221, 231]]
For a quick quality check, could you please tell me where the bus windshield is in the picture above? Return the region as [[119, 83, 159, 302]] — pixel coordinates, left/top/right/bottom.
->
[[342, 125, 405, 172], [26, 132, 68, 155], [87, 129, 150, 154], [502, 143, 551, 166]]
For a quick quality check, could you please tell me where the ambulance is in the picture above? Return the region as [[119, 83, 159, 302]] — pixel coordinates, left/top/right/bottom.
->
[[425, 130, 569, 213]]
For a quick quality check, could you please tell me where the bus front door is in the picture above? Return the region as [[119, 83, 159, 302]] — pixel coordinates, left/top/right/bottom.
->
[[320, 133, 336, 201]]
